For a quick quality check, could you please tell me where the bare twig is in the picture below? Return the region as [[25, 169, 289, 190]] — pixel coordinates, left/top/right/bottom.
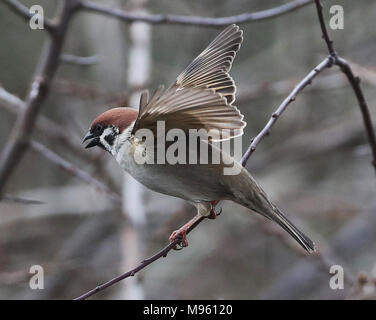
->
[[79, 0, 314, 27], [74, 215, 203, 300], [30, 140, 121, 203], [314, 0, 335, 56], [242, 56, 333, 164], [74, 241, 176, 300], [314, 0, 376, 170], [209, 59, 332, 210], [1, 0, 55, 32], [211, 59, 332, 209], [0, 0, 80, 194], [336, 58, 376, 170]]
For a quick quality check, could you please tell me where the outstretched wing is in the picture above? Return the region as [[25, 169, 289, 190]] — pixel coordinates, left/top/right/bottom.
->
[[174, 24, 243, 105], [132, 25, 245, 141]]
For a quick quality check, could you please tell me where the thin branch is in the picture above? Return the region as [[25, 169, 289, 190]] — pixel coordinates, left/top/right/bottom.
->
[[236, 72, 352, 104], [1, 0, 55, 32], [79, 0, 314, 26], [336, 57, 376, 169], [0, 0, 80, 195], [314, 0, 376, 171], [30, 140, 121, 203], [242, 56, 333, 164], [74, 213, 203, 300], [314, 0, 335, 55], [74, 241, 175, 300]]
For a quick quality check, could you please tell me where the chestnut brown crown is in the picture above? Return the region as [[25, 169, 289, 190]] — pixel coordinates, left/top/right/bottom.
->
[[90, 107, 138, 133]]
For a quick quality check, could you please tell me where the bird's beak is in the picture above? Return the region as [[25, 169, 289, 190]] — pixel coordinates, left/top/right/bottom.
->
[[82, 131, 94, 143], [82, 131, 100, 149]]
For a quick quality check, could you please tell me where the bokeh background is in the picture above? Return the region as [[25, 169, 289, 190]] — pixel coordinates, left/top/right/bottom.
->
[[0, 0, 375, 299]]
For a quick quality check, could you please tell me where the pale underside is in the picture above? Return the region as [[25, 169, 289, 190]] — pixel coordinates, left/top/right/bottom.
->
[[116, 131, 269, 218]]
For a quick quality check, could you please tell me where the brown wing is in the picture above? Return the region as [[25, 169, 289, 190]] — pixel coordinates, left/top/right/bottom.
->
[[132, 25, 245, 141], [132, 85, 245, 141], [174, 24, 243, 105]]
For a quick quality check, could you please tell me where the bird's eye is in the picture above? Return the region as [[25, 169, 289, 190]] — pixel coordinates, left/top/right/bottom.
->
[[94, 124, 103, 134]]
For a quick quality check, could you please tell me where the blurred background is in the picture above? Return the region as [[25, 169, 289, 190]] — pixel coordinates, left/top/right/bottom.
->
[[0, 0, 375, 299]]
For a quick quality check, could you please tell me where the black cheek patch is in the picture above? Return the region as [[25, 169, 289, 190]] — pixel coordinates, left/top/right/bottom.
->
[[104, 134, 115, 146]]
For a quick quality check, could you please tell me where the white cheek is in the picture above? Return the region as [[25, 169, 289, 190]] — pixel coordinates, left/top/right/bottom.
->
[[100, 138, 110, 152], [100, 127, 116, 153]]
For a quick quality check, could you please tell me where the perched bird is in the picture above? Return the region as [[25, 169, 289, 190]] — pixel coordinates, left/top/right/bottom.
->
[[83, 25, 315, 253]]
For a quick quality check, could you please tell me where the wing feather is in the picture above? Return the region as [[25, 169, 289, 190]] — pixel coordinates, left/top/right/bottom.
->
[[139, 90, 149, 113], [133, 86, 245, 140], [132, 25, 245, 141], [174, 24, 243, 104]]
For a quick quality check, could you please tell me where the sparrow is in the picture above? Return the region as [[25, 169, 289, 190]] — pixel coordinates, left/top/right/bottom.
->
[[83, 25, 315, 253]]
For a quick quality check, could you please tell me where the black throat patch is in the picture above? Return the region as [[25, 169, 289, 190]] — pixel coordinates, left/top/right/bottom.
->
[[104, 133, 115, 146]]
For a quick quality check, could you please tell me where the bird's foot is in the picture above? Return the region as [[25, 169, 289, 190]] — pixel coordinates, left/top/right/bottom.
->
[[169, 228, 189, 250], [208, 205, 222, 219], [168, 213, 204, 250]]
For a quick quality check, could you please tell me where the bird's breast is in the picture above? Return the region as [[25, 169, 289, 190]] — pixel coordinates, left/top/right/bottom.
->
[[113, 137, 235, 202]]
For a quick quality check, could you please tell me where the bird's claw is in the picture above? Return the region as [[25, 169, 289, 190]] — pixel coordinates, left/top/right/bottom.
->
[[208, 206, 222, 219], [169, 229, 189, 250]]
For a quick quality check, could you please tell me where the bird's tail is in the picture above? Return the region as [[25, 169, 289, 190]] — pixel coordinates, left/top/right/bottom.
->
[[232, 170, 315, 253], [266, 206, 315, 253]]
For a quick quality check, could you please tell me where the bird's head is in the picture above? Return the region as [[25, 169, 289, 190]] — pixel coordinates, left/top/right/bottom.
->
[[83, 107, 138, 153]]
